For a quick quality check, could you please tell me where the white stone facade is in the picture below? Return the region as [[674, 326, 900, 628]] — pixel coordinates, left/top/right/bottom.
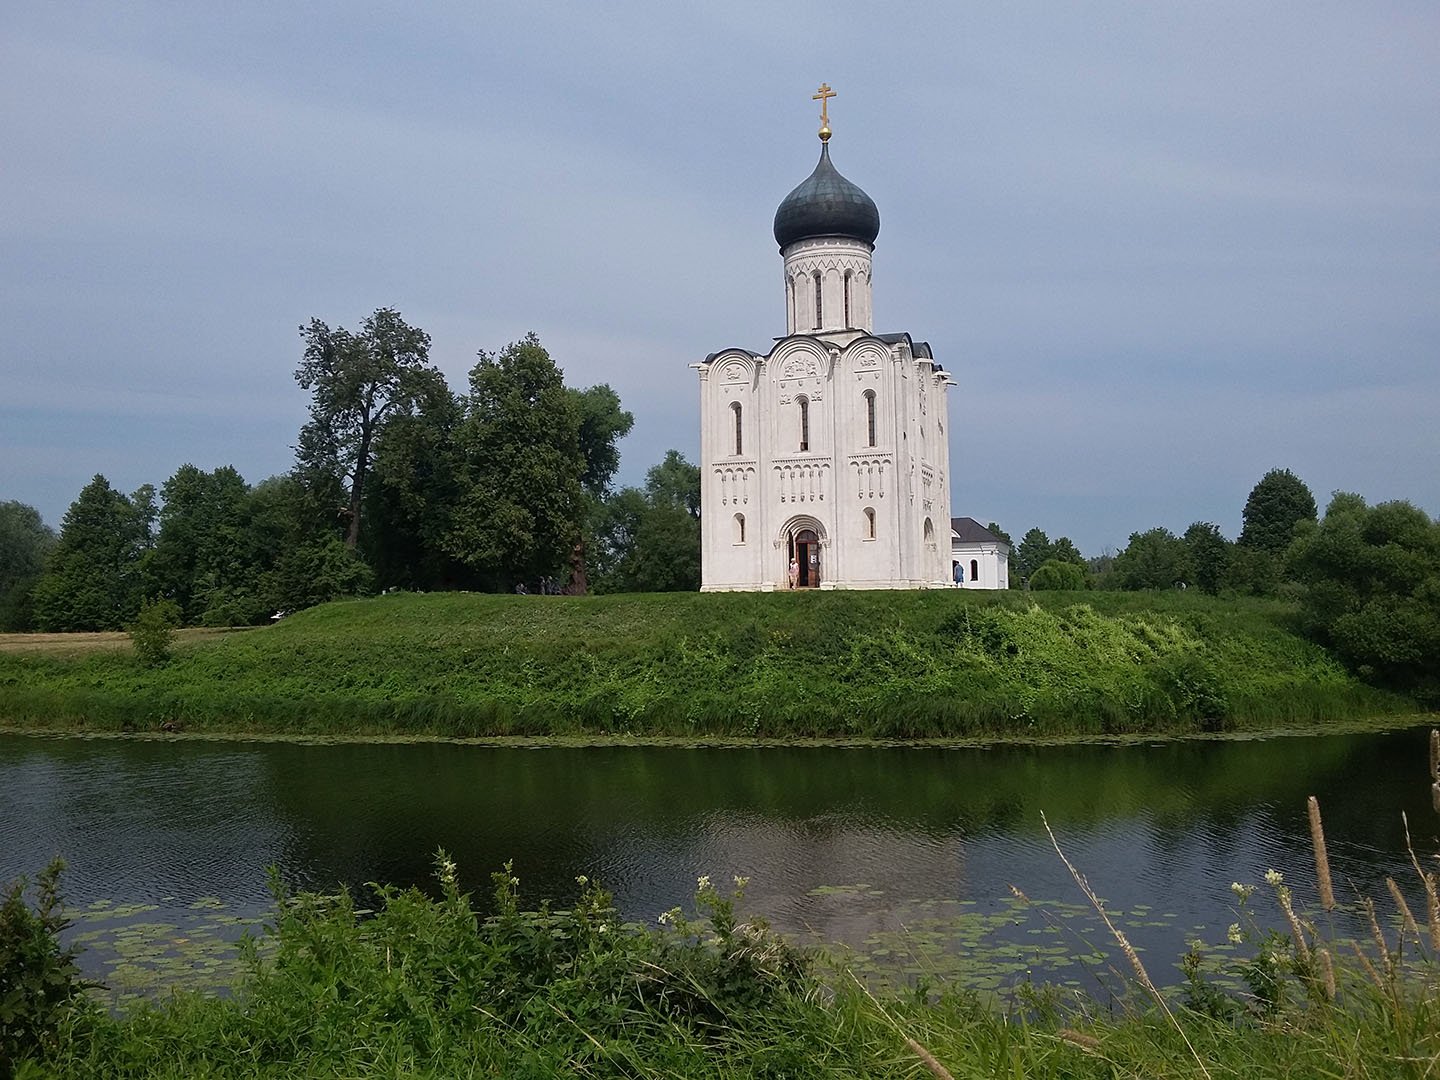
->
[[696, 279, 954, 591]]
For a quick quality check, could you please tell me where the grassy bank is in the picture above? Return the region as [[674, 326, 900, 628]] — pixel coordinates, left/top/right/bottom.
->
[[0, 590, 1416, 740]]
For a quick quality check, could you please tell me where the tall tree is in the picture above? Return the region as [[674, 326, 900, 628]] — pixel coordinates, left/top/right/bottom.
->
[[0, 501, 56, 630], [444, 334, 587, 589], [1238, 468, 1317, 555], [295, 308, 441, 550], [31, 476, 156, 631], [148, 464, 253, 623], [1182, 521, 1232, 595], [592, 451, 701, 593], [1290, 493, 1440, 699], [1015, 528, 1053, 582], [570, 384, 635, 499], [1113, 527, 1191, 591]]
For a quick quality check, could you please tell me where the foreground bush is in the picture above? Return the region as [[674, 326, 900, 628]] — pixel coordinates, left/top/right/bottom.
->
[[11, 812, 1440, 1079]]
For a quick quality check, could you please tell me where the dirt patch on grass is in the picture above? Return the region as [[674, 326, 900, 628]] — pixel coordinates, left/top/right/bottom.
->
[[0, 628, 249, 655]]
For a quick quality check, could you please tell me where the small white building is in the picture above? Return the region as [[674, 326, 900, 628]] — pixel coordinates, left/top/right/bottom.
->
[[695, 95, 954, 591], [950, 517, 1011, 590]]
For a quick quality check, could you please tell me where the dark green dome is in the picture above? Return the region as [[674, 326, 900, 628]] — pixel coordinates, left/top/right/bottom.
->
[[773, 142, 880, 250]]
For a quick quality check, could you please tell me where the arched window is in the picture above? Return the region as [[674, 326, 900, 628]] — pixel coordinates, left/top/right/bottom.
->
[[812, 271, 822, 328], [923, 518, 935, 546], [970, 559, 979, 582], [863, 389, 876, 447], [863, 507, 876, 540], [735, 513, 746, 544], [786, 277, 795, 330], [730, 402, 743, 456], [797, 396, 809, 452], [843, 270, 853, 327]]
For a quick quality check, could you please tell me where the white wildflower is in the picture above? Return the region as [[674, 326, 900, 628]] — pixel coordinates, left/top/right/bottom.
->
[[1230, 882, 1253, 902], [575, 875, 588, 886], [696, 875, 712, 891], [1227, 923, 1243, 945], [733, 875, 750, 890], [1264, 869, 1283, 887]]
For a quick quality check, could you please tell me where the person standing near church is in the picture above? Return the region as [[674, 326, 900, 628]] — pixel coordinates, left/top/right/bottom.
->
[[788, 558, 799, 589]]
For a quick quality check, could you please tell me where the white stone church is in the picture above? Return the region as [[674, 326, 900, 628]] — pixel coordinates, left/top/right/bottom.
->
[[697, 92, 998, 591]]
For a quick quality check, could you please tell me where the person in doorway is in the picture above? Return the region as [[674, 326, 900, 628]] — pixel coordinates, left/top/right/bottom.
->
[[953, 561, 964, 587], [788, 558, 799, 589]]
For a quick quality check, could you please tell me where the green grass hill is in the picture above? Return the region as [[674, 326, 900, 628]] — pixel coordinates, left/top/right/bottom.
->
[[0, 589, 1417, 740]]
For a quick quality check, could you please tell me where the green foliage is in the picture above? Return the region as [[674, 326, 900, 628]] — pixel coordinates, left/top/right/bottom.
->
[[262, 538, 374, 614], [30, 476, 156, 631], [444, 334, 589, 590], [0, 861, 89, 1076], [0, 501, 55, 631], [571, 383, 635, 499], [0, 590, 1406, 740], [1182, 521, 1231, 595], [1290, 493, 1440, 700], [1239, 467, 1317, 555], [1028, 559, 1087, 591], [592, 450, 701, 593], [147, 465, 255, 624], [1113, 527, 1191, 590], [295, 308, 442, 550], [128, 598, 181, 666], [1014, 527, 1051, 582]]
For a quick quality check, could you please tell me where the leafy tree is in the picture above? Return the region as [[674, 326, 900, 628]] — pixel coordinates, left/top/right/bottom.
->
[[1050, 536, 1086, 567], [1290, 493, 1440, 699], [1015, 528, 1052, 583], [31, 476, 156, 631], [0, 500, 56, 630], [129, 597, 182, 665], [363, 380, 469, 592], [592, 451, 701, 593], [147, 464, 254, 623], [295, 308, 442, 550], [1113, 527, 1191, 591], [1239, 468, 1317, 555], [1029, 559, 1087, 590], [1182, 521, 1231, 595], [571, 384, 634, 499], [444, 334, 588, 590]]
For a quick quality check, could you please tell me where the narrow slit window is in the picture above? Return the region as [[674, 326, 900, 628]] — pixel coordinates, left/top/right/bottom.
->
[[731, 402, 743, 456], [735, 513, 746, 544], [844, 270, 853, 327], [864, 389, 876, 447], [798, 397, 809, 452], [864, 507, 876, 539], [813, 271, 822, 328], [970, 559, 979, 582]]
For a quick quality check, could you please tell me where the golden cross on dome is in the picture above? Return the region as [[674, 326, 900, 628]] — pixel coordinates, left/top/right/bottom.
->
[[812, 82, 835, 141]]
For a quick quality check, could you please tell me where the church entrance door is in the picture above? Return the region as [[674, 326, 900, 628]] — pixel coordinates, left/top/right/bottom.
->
[[794, 529, 821, 588]]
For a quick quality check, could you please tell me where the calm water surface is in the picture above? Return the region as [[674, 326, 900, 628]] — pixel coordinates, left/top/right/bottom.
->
[[2, 728, 1435, 993]]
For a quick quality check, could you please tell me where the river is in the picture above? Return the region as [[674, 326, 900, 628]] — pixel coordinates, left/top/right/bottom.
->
[[1, 727, 1434, 1000]]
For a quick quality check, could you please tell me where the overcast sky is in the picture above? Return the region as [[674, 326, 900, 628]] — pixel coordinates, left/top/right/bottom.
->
[[3, 2, 1436, 554]]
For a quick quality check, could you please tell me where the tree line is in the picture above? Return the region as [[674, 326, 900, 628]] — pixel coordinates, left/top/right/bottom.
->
[[1, 309, 701, 632], [1004, 467, 1440, 701]]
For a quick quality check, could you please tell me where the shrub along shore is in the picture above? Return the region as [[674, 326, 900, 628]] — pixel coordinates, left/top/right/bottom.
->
[[0, 590, 1418, 740]]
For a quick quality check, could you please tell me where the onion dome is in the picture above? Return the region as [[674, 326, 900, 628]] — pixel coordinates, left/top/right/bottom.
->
[[772, 141, 880, 250]]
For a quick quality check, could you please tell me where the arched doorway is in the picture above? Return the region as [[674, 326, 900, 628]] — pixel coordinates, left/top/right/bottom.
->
[[789, 528, 821, 588]]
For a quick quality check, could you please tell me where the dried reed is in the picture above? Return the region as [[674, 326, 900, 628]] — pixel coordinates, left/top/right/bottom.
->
[[1402, 812, 1440, 951], [1275, 884, 1312, 963], [1316, 947, 1336, 1002], [1387, 877, 1419, 941], [904, 1037, 956, 1080], [1057, 1029, 1102, 1054], [1042, 812, 1212, 1080], [1430, 728, 1438, 782], [1307, 796, 1335, 911]]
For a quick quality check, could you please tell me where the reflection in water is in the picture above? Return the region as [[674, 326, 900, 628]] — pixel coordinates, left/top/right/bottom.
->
[[1, 729, 1435, 985]]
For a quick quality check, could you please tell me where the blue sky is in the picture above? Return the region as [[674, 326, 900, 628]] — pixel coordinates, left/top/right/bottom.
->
[[3, 2, 1436, 554]]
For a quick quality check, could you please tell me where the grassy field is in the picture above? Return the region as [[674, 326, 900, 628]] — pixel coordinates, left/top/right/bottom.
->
[[0, 589, 1416, 740]]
